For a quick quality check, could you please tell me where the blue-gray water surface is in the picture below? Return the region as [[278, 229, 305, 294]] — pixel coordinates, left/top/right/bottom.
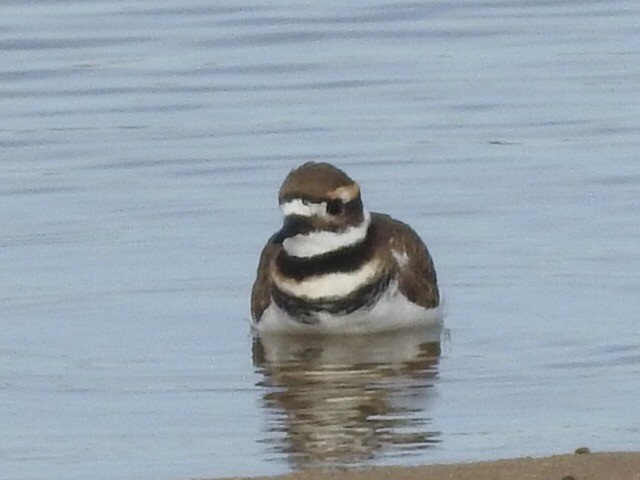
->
[[2, 1, 640, 479]]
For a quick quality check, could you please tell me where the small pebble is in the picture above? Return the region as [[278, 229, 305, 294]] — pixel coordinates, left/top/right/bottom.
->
[[574, 447, 591, 455]]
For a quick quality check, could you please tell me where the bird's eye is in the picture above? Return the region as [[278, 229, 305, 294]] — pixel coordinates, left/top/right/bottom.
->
[[326, 199, 343, 215]]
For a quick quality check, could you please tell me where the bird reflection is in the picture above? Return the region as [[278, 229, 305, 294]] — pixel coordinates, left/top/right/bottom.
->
[[253, 328, 442, 469]]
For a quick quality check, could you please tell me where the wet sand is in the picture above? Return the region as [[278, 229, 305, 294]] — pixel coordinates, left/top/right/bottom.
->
[[221, 452, 640, 480]]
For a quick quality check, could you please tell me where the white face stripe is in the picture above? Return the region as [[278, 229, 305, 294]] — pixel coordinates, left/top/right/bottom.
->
[[282, 210, 371, 258], [280, 199, 327, 217], [329, 183, 360, 203], [274, 258, 380, 300]]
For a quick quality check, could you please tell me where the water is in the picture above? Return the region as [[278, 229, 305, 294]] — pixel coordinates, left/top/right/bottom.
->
[[2, 1, 640, 479]]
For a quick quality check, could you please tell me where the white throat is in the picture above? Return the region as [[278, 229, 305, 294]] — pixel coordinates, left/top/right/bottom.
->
[[282, 210, 371, 258]]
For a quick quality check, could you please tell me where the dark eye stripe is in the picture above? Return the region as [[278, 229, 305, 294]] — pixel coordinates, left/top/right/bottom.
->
[[327, 199, 343, 215]]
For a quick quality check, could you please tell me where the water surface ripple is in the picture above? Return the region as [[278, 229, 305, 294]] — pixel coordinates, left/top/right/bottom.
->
[[2, 1, 640, 479]]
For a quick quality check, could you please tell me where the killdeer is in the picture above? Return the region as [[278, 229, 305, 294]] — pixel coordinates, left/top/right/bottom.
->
[[251, 162, 441, 334]]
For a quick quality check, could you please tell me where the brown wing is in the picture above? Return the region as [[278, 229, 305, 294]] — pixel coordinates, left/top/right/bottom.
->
[[371, 213, 440, 309], [250, 240, 281, 321]]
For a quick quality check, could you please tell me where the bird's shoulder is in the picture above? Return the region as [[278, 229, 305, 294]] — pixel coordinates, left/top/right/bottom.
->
[[250, 238, 282, 321], [370, 212, 439, 308]]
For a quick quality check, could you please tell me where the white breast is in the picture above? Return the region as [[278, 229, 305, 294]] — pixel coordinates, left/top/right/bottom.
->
[[273, 258, 380, 300], [254, 281, 443, 335]]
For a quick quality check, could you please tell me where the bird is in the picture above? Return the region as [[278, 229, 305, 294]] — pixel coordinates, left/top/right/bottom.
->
[[251, 162, 441, 334]]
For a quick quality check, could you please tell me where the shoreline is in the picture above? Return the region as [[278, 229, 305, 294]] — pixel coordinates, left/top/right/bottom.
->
[[220, 451, 640, 480]]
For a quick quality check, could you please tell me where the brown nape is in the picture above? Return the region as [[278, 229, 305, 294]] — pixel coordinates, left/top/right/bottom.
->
[[279, 162, 356, 202]]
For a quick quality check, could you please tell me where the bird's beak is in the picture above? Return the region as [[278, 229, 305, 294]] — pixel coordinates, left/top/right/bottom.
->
[[270, 215, 310, 244]]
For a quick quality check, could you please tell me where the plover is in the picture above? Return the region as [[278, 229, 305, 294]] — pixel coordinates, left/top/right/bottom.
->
[[251, 162, 441, 334]]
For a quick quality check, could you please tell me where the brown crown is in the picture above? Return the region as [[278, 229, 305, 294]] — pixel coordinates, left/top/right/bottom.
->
[[278, 162, 359, 203]]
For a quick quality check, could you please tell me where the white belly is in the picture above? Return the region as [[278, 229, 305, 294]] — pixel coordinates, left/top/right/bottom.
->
[[254, 281, 443, 335]]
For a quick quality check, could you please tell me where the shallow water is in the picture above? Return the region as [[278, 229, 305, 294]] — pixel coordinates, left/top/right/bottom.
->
[[2, 1, 640, 479]]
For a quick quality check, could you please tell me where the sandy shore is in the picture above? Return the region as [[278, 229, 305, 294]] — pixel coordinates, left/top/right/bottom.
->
[[221, 452, 640, 480]]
